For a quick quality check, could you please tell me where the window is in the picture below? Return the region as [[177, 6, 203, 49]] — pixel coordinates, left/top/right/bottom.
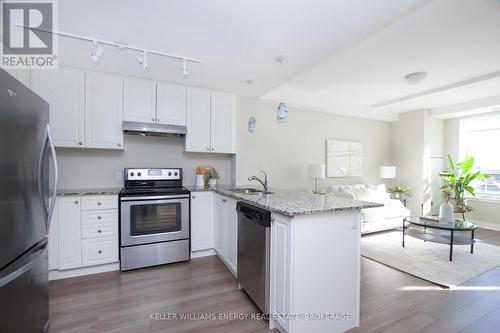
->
[[460, 115, 500, 198]]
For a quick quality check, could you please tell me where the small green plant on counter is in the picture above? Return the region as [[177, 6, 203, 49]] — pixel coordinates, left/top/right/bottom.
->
[[204, 168, 220, 182], [388, 186, 412, 200]]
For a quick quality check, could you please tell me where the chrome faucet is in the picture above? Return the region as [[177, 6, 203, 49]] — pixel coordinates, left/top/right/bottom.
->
[[248, 170, 269, 192]]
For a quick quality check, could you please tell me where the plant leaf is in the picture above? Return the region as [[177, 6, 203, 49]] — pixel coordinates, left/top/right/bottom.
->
[[457, 155, 474, 174]]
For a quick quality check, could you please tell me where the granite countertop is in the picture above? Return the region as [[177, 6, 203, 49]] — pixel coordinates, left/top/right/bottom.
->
[[54, 187, 122, 196], [188, 185, 382, 217]]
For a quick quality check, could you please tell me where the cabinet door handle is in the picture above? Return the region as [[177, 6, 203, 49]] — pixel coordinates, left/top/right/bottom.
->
[[97, 201, 102, 205], [98, 229, 102, 233], [98, 250, 102, 254], [152, 117, 155, 122], [117, 143, 122, 148], [211, 147, 215, 151], [192, 196, 196, 199], [74, 200, 79, 204], [78, 142, 83, 146], [97, 216, 102, 220], [157, 118, 160, 122]]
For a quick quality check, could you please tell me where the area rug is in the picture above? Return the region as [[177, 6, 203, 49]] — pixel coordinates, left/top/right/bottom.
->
[[361, 228, 500, 287]]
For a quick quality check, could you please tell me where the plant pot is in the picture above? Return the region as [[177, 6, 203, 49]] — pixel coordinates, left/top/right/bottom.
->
[[208, 179, 217, 187], [439, 202, 454, 222]]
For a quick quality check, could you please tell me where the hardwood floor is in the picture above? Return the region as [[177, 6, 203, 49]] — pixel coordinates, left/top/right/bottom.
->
[[49, 236, 500, 332]]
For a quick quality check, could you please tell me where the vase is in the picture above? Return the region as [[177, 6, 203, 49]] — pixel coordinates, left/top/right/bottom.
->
[[208, 179, 217, 187], [195, 175, 204, 187], [439, 202, 454, 222]]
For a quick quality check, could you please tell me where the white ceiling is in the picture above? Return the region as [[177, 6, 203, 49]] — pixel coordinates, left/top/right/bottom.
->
[[53, 0, 427, 97], [262, 0, 500, 121]]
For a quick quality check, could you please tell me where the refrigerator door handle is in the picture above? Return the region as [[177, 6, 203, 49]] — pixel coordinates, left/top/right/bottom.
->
[[37, 124, 59, 231], [0, 239, 47, 288]]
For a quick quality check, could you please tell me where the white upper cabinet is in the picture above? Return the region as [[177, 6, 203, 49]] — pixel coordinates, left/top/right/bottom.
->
[[31, 68, 85, 147], [211, 91, 235, 153], [186, 88, 235, 153], [186, 87, 212, 152], [85, 72, 124, 149], [157, 82, 187, 126], [123, 78, 156, 123]]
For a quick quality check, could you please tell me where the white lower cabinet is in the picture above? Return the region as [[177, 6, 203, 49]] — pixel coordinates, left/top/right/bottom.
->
[[190, 192, 213, 251], [49, 195, 119, 279], [226, 199, 238, 273], [193, 192, 238, 276], [82, 237, 118, 267], [57, 197, 82, 270], [213, 194, 228, 258]]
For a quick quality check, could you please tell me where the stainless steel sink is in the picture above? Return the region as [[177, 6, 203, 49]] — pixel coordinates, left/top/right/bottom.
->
[[229, 188, 262, 195]]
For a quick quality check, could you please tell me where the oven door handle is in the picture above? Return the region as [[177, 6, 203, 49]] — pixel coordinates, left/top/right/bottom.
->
[[120, 195, 190, 201]]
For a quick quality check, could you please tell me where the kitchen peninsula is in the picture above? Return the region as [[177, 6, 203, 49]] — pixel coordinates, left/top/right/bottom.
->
[[189, 186, 382, 333]]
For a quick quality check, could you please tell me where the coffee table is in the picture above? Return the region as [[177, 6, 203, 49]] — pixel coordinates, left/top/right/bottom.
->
[[403, 216, 477, 261]]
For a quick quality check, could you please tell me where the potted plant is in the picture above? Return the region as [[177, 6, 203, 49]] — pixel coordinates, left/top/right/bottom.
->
[[388, 186, 412, 200], [205, 167, 220, 187], [439, 154, 488, 218]]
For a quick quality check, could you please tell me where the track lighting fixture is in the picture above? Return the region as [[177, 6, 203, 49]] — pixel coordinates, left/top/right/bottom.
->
[[137, 51, 149, 70], [181, 59, 188, 77], [90, 40, 103, 63]]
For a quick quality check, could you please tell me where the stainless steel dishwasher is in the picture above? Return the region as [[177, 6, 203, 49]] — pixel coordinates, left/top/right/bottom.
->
[[237, 202, 271, 314]]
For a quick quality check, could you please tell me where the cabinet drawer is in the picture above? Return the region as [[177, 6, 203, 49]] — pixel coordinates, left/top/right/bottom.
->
[[82, 195, 117, 210], [82, 209, 117, 225], [82, 222, 117, 239], [82, 237, 118, 267]]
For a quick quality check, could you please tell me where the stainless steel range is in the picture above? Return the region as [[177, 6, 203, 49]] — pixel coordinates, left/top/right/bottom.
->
[[119, 168, 190, 271]]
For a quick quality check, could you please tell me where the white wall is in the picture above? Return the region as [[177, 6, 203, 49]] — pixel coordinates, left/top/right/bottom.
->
[[444, 116, 500, 225], [235, 96, 391, 191], [55, 135, 233, 189], [390, 109, 444, 215]]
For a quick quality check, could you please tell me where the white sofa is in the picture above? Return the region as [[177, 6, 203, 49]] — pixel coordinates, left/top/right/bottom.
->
[[328, 184, 410, 234]]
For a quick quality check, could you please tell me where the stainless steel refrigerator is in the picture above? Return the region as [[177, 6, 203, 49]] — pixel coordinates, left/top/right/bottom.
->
[[0, 69, 58, 333]]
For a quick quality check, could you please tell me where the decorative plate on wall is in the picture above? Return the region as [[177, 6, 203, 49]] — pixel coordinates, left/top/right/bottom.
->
[[326, 140, 362, 177]]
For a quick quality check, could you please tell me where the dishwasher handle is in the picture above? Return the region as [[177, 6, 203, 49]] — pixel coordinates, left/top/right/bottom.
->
[[237, 202, 271, 227]]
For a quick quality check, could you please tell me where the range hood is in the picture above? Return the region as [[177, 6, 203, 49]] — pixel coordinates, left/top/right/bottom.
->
[[122, 121, 187, 137]]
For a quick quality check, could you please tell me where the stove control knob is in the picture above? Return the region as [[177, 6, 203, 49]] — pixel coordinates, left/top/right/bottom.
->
[[137, 172, 142, 177], [130, 172, 134, 177], [168, 172, 172, 176], [174, 172, 178, 176]]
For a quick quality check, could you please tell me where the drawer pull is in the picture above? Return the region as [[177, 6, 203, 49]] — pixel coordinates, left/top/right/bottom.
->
[[98, 250, 102, 254], [98, 229, 102, 233], [97, 201, 102, 205], [74, 200, 79, 204], [97, 216, 102, 220]]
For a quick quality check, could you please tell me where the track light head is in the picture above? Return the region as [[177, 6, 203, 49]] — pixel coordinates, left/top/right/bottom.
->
[[90, 40, 103, 63], [181, 59, 188, 77], [137, 51, 149, 70]]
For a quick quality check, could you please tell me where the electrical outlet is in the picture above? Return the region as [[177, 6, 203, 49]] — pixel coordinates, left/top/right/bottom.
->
[[114, 171, 122, 181], [220, 168, 225, 180]]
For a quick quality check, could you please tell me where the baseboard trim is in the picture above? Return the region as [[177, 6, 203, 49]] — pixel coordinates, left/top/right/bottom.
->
[[191, 249, 216, 258], [49, 262, 119, 281]]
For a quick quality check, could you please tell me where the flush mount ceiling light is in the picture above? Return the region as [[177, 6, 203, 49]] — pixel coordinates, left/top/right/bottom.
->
[[404, 71, 427, 85], [90, 40, 103, 63], [137, 51, 149, 70], [275, 55, 288, 64], [181, 59, 188, 77]]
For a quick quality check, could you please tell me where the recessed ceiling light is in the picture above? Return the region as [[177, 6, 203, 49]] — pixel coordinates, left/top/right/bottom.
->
[[275, 55, 288, 64], [404, 72, 427, 85], [246, 79, 255, 85]]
